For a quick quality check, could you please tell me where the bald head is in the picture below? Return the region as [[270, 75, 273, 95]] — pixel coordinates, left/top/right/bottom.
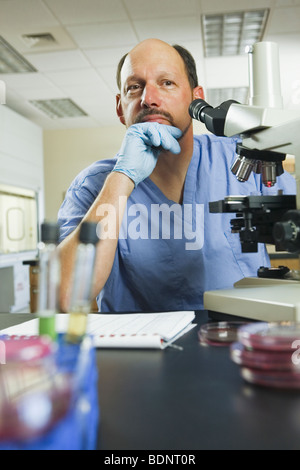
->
[[116, 39, 198, 92], [129, 38, 176, 57]]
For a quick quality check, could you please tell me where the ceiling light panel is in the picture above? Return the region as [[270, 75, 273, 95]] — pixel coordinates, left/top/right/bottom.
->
[[29, 98, 87, 119], [0, 36, 37, 73], [202, 9, 269, 57]]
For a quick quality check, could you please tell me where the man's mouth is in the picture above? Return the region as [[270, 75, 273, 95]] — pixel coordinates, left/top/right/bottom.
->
[[141, 114, 171, 124], [134, 109, 174, 126]]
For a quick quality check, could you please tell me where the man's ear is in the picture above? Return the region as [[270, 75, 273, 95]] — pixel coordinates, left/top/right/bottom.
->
[[116, 94, 126, 126], [193, 86, 205, 100]]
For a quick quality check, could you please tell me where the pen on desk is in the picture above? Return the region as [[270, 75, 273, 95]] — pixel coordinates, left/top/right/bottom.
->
[[167, 343, 184, 351], [66, 222, 99, 344], [37, 222, 60, 341], [162, 338, 184, 351]]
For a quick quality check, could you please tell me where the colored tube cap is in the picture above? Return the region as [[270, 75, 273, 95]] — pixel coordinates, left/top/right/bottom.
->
[[41, 222, 60, 244], [79, 222, 99, 245]]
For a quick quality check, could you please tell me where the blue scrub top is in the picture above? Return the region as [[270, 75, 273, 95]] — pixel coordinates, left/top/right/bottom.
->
[[58, 134, 296, 312]]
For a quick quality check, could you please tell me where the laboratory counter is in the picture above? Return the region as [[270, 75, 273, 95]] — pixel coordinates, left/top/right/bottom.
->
[[1, 311, 300, 450]]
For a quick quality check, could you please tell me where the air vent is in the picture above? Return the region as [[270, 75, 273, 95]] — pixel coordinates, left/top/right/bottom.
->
[[21, 33, 57, 48], [29, 98, 88, 119]]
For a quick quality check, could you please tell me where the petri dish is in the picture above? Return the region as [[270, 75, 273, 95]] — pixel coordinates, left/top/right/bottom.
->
[[230, 341, 299, 371], [241, 366, 300, 389], [0, 336, 54, 363], [198, 321, 248, 346], [237, 322, 300, 351]]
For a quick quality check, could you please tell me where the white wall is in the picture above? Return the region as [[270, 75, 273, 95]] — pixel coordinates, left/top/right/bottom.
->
[[0, 105, 44, 312], [43, 124, 126, 221], [0, 104, 44, 225]]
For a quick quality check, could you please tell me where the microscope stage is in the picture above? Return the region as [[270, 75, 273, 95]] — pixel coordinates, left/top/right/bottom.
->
[[204, 277, 300, 322]]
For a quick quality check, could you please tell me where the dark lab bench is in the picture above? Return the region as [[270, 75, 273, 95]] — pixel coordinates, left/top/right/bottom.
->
[[1, 311, 300, 450]]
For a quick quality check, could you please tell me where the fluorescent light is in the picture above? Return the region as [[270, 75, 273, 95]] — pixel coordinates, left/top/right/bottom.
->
[[206, 87, 249, 107], [0, 36, 37, 73], [29, 98, 87, 119], [202, 9, 269, 57]]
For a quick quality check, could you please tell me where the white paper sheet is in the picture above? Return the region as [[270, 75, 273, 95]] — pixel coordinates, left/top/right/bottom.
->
[[0, 311, 196, 349]]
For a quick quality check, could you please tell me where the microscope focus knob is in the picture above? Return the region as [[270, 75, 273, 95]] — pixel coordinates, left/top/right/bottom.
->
[[273, 210, 300, 253], [273, 221, 296, 242]]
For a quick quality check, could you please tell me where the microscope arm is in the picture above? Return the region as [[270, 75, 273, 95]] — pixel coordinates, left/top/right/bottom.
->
[[240, 115, 300, 156]]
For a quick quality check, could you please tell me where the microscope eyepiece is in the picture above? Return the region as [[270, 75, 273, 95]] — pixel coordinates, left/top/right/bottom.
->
[[189, 99, 213, 123], [189, 99, 238, 136]]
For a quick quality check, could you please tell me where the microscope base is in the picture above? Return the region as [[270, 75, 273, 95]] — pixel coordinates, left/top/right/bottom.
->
[[204, 277, 300, 322]]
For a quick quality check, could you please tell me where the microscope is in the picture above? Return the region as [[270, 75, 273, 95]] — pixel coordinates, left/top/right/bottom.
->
[[189, 42, 300, 322]]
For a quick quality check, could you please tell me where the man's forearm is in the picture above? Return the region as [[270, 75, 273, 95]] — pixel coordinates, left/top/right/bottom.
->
[[58, 171, 134, 312]]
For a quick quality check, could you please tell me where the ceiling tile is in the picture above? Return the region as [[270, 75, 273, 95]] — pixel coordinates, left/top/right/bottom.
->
[[267, 6, 300, 33], [44, 0, 128, 24], [123, 0, 200, 19], [133, 16, 202, 43], [66, 22, 137, 48], [45, 68, 104, 87], [24, 50, 91, 72], [11, 84, 65, 101], [200, 0, 272, 14], [275, 0, 300, 5], [84, 46, 133, 68], [0, 0, 59, 30], [59, 82, 113, 107], [2, 72, 58, 90], [67, 22, 137, 48]]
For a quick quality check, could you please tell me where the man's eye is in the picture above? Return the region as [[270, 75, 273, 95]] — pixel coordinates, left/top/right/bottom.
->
[[127, 84, 141, 93]]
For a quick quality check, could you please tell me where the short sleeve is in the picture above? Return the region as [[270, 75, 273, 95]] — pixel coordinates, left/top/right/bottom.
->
[[57, 158, 116, 242]]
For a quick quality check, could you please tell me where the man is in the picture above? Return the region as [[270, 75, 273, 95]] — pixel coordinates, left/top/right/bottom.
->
[[58, 38, 295, 313]]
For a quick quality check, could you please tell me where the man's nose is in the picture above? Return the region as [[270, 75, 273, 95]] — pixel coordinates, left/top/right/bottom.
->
[[141, 84, 161, 108]]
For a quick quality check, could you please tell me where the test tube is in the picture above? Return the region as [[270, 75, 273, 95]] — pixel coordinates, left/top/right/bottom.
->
[[37, 222, 60, 340], [66, 222, 99, 343]]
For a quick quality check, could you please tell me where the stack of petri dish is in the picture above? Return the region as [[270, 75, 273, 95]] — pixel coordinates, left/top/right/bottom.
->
[[230, 322, 300, 389]]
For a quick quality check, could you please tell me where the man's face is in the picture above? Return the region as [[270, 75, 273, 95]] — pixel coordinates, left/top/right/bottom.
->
[[116, 41, 195, 136]]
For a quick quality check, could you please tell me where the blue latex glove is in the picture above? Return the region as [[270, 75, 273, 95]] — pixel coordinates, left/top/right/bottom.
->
[[112, 123, 182, 186]]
